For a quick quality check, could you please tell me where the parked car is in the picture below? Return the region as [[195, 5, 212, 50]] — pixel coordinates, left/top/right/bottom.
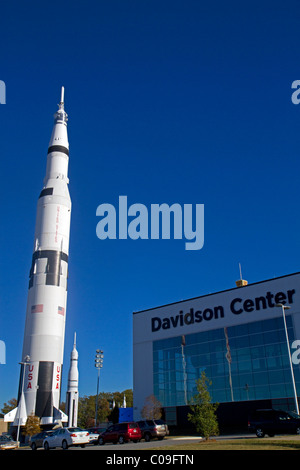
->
[[137, 419, 169, 441], [30, 430, 54, 450], [98, 422, 142, 445], [43, 427, 90, 450], [248, 409, 300, 437], [85, 430, 100, 445], [87, 426, 107, 444], [0, 434, 18, 450]]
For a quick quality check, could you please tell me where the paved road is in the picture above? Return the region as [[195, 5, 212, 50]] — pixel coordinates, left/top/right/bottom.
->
[[82, 436, 204, 450], [22, 433, 300, 450], [26, 434, 252, 451]]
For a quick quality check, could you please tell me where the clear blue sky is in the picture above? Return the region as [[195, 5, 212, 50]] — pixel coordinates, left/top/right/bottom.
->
[[1, 0, 300, 410]]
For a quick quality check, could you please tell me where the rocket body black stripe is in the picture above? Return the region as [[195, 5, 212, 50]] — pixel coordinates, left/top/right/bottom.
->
[[32, 249, 68, 263], [48, 144, 69, 156], [29, 250, 68, 289], [39, 187, 53, 198], [35, 361, 54, 418]]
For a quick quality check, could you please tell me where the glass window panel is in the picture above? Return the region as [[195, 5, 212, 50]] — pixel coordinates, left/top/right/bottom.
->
[[270, 384, 286, 399], [190, 354, 210, 369], [212, 376, 226, 390], [211, 339, 225, 352], [264, 330, 279, 345], [211, 328, 223, 341], [266, 355, 282, 370], [251, 346, 265, 359], [211, 350, 225, 365], [248, 321, 263, 334], [250, 334, 264, 347], [252, 358, 267, 371], [196, 331, 210, 343], [213, 389, 228, 403], [237, 373, 253, 388], [235, 336, 249, 349], [286, 316, 293, 328], [276, 329, 286, 342], [261, 319, 277, 332], [239, 386, 255, 401], [236, 348, 251, 362], [255, 385, 270, 400], [211, 362, 225, 377], [185, 333, 198, 345], [292, 367, 300, 382], [185, 345, 199, 356], [265, 343, 281, 357], [226, 326, 236, 338], [231, 388, 241, 402], [225, 335, 236, 350], [253, 372, 268, 386], [268, 370, 285, 385], [197, 342, 210, 354], [235, 324, 249, 337], [287, 326, 295, 341]]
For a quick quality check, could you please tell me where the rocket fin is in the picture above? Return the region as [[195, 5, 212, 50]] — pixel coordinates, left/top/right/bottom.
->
[[4, 407, 18, 422], [53, 407, 68, 423], [4, 393, 28, 426]]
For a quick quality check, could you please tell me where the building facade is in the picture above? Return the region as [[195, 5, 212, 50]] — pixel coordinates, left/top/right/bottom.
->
[[133, 273, 300, 428]]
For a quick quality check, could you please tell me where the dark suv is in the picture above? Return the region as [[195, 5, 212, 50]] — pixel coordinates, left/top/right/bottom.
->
[[98, 422, 142, 444], [137, 419, 169, 441], [248, 409, 300, 437]]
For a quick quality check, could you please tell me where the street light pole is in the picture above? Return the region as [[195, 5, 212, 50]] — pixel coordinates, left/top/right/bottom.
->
[[94, 350, 104, 426], [16, 355, 30, 445], [275, 303, 299, 415]]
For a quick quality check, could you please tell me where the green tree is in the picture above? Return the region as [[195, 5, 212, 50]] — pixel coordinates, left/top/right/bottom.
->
[[188, 371, 219, 440], [1, 398, 17, 415], [78, 395, 96, 428], [95, 396, 110, 424]]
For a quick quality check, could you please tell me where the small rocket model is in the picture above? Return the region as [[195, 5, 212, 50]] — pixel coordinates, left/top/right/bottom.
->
[[6, 88, 71, 426], [66, 333, 79, 427]]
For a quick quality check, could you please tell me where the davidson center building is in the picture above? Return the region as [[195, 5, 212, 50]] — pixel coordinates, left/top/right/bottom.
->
[[133, 273, 300, 430]]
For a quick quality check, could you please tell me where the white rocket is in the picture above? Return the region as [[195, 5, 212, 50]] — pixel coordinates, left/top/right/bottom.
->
[[66, 333, 79, 427], [5, 88, 71, 426]]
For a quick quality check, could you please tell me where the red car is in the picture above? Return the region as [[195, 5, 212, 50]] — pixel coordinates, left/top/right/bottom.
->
[[98, 422, 142, 445]]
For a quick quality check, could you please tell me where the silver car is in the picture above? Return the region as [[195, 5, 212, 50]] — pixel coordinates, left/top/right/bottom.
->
[[137, 419, 169, 441], [0, 434, 18, 450]]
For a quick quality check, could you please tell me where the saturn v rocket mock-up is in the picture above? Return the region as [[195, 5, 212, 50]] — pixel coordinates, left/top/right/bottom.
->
[[7, 88, 72, 426]]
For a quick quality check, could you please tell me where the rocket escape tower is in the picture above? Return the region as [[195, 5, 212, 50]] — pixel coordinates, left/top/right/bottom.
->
[[5, 88, 72, 427]]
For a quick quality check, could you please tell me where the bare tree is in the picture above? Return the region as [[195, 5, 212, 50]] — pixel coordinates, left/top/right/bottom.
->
[[141, 395, 162, 420]]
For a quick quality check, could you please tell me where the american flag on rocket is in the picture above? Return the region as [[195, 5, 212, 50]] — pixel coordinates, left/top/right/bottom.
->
[[58, 306, 65, 316], [31, 304, 43, 313]]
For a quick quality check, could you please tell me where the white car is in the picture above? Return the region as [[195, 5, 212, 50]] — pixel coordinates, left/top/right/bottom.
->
[[43, 427, 90, 450], [87, 431, 99, 445]]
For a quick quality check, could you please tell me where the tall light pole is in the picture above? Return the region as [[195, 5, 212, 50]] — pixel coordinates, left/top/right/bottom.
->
[[275, 303, 299, 415], [94, 350, 104, 426], [16, 355, 30, 445]]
